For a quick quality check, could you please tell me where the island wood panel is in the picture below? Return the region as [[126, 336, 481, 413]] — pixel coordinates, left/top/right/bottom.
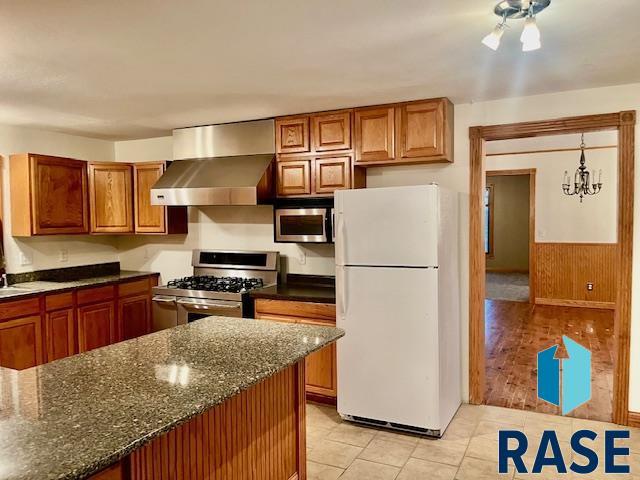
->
[[534, 242, 617, 308], [129, 362, 305, 480]]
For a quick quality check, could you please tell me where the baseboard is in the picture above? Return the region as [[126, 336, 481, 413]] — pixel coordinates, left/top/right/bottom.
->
[[486, 268, 529, 274], [306, 392, 337, 406], [628, 411, 640, 428], [535, 297, 616, 310]]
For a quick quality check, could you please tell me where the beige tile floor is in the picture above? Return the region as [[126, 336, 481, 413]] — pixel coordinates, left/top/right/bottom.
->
[[306, 403, 640, 479]]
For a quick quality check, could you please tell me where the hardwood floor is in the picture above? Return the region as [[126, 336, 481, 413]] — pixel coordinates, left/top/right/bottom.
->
[[485, 299, 614, 422]]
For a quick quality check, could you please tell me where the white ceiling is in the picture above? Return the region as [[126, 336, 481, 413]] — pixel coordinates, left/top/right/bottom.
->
[[0, 0, 638, 140]]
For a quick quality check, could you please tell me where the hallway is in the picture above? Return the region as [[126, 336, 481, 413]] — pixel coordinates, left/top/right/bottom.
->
[[484, 299, 614, 422]]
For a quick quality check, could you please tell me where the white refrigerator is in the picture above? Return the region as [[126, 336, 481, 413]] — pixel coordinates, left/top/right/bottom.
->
[[335, 184, 461, 436]]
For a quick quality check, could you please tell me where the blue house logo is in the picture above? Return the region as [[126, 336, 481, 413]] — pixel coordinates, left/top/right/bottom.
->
[[537, 335, 591, 415]]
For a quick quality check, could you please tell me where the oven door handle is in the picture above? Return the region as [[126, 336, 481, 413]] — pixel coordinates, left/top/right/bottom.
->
[[152, 296, 177, 304], [176, 299, 241, 310]]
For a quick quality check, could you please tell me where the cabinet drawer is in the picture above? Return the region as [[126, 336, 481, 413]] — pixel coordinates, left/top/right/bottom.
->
[[45, 292, 74, 311], [77, 285, 115, 306], [254, 299, 336, 322], [0, 297, 40, 321], [118, 278, 150, 297]]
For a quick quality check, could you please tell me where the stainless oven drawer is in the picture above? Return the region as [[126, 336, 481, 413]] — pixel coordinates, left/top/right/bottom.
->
[[177, 297, 243, 324], [275, 208, 329, 243], [152, 295, 178, 332]]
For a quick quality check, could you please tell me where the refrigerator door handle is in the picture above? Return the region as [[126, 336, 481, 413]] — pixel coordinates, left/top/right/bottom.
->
[[336, 266, 347, 320], [335, 211, 345, 266]]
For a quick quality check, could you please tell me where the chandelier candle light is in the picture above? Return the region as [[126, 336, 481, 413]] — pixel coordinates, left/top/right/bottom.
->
[[482, 0, 550, 52], [562, 133, 603, 203]]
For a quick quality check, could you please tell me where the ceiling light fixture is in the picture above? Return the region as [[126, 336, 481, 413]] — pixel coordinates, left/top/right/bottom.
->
[[482, 0, 550, 52]]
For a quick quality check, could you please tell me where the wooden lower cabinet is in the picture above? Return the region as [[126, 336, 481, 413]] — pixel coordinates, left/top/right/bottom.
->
[[300, 317, 338, 398], [77, 300, 117, 353], [0, 314, 43, 370], [45, 308, 76, 362], [255, 299, 337, 402], [88, 462, 124, 480], [118, 294, 151, 341]]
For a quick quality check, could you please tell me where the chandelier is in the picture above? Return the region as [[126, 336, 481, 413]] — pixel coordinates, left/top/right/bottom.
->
[[562, 134, 603, 203], [482, 0, 551, 52]]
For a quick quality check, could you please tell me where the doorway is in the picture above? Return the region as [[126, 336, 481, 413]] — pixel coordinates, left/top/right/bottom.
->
[[468, 111, 635, 425], [484, 169, 535, 304]]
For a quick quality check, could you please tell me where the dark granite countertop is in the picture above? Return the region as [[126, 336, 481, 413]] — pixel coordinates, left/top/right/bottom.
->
[[0, 316, 344, 480], [250, 274, 336, 304], [0, 270, 159, 302]]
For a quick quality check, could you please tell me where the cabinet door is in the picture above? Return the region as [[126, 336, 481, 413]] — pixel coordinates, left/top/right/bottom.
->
[[89, 163, 134, 233], [0, 315, 43, 369], [312, 111, 351, 152], [299, 318, 337, 398], [31, 155, 89, 235], [354, 107, 395, 163], [277, 160, 311, 196], [397, 99, 445, 159], [77, 301, 116, 353], [134, 162, 166, 233], [118, 294, 151, 341], [45, 308, 75, 362], [314, 156, 351, 194], [276, 116, 310, 154]]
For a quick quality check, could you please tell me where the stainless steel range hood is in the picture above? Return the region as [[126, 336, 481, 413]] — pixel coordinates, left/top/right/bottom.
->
[[151, 119, 275, 206]]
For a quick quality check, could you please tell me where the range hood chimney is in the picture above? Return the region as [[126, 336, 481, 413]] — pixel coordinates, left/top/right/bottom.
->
[[151, 119, 275, 206]]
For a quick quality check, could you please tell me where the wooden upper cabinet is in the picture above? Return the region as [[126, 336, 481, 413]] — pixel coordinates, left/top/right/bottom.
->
[[354, 107, 395, 163], [276, 116, 310, 154], [315, 156, 351, 194], [10, 153, 89, 236], [311, 111, 351, 152], [277, 160, 311, 196], [397, 99, 452, 161], [133, 162, 188, 235], [88, 163, 134, 234], [134, 162, 166, 233]]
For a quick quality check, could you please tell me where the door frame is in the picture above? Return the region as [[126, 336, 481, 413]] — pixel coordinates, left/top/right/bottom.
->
[[485, 169, 537, 304], [469, 111, 636, 425]]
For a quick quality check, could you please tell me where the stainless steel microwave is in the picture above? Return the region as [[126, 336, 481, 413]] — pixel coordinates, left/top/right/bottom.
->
[[274, 207, 333, 243]]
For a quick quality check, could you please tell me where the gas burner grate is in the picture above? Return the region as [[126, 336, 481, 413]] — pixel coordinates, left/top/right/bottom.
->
[[166, 275, 264, 293]]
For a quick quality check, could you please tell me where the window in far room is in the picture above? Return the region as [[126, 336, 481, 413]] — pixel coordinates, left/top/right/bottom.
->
[[484, 185, 494, 256]]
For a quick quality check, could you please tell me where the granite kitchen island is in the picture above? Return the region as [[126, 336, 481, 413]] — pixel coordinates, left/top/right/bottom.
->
[[0, 316, 344, 480]]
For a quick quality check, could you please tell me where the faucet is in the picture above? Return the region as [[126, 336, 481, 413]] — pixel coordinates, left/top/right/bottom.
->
[[0, 273, 7, 288]]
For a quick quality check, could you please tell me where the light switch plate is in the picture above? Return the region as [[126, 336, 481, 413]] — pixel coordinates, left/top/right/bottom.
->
[[59, 249, 69, 263]]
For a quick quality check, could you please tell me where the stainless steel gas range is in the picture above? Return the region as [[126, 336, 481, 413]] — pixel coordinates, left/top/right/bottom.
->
[[151, 250, 279, 331]]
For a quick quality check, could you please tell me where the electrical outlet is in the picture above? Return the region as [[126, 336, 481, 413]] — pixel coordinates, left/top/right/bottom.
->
[[587, 282, 594, 291], [298, 250, 306, 265], [19, 252, 33, 266], [59, 249, 69, 263]]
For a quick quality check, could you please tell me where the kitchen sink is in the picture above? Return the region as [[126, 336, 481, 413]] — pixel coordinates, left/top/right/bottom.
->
[[0, 287, 39, 297]]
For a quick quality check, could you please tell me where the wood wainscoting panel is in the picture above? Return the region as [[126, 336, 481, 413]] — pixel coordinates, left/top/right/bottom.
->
[[129, 362, 304, 479], [534, 242, 617, 308]]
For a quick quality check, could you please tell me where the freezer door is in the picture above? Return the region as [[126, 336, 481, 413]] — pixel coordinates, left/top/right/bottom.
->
[[335, 185, 439, 267], [336, 265, 440, 430]]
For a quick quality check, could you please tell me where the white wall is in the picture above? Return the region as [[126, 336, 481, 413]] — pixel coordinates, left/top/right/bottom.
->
[[486, 133, 618, 243], [0, 125, 117, 273]]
